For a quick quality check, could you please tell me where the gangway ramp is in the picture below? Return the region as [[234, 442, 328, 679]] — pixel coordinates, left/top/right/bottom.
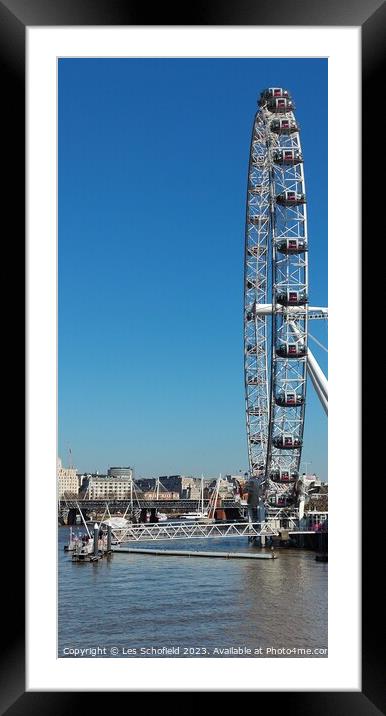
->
[[110, 521, 279, 544]]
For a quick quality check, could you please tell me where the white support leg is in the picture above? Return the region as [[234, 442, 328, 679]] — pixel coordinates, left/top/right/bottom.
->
[[288, 320, 328, 415], [252, 305, 328, 414]]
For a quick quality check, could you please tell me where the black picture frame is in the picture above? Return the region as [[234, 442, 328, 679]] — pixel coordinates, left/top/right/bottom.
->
[[3, 0, 382, 710]]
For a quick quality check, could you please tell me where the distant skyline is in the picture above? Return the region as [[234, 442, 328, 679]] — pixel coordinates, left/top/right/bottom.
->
[[59, 58, 327, 480]]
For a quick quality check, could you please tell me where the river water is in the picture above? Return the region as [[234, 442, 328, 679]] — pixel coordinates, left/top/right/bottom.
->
[[58, 526, 327, 658]]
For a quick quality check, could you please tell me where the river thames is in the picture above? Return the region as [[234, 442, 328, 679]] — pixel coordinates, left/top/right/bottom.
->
[[58, 526, 327, 658]]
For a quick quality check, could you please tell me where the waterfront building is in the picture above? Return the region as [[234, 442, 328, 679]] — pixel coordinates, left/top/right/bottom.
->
[[135, 478, 157, 492], [156, 475, 212, 499], [57, 457, 79, 499], [133, 478, 179, 501], [80, 474, 133, 499]]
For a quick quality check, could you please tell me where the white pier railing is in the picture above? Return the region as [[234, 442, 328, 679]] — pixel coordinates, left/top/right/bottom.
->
[[110, 521, 279, 544]]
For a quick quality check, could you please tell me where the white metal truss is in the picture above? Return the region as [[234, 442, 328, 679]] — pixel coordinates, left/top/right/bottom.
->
[[244, 111, 270, 476], [110, 521, 279, 544], [268, 95, 308, 486], [266, 508, 299, 530], [251, 305, 328, 415], [244, 88, 322, 511]]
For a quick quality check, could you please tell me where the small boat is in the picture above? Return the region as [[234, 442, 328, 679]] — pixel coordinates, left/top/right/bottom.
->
[[179, 475, 211, 521], [101, 516, 132, 529], [179, 511, 209, 522], [180, 474, 223, 522], [156, 512, 168, 522]]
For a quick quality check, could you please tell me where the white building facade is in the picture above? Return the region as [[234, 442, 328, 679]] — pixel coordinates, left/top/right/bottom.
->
[[57, 457, 79, 499], [82, 475, 133, 499]]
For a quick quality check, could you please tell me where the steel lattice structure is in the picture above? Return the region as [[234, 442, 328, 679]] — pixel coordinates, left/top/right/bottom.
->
[[244, 87, 309, 509], [109, 521, 279, 543]]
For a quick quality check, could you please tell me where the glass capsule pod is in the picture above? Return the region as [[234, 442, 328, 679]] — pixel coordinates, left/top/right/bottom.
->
[[275, 391, 304, 407], [276, 190, 306, 206], [276, 238, 307, 255], [270, 118, 298, 134], [266, 97, 294, 113], [268, 493, 294, 507], [273, 148, 303, 165], [270, 469, 298, 483], [277, 494, 295, 507], [276, 289, 308, 306], [275, 342, 307, 359], [261, 87, 291, 100], [272, 434, 302, 449]]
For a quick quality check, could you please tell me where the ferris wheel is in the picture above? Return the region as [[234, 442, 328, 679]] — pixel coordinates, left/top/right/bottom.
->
[[243, 87, 328, 513]]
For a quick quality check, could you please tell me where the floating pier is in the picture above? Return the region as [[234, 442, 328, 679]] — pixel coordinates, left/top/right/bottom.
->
[[68, 517, 327, 564], [72, 522, 112, 562], [112, 546, 276, 559]]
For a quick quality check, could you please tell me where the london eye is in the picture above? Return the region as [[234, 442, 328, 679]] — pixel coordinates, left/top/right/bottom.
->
[[244, 87, 328, 517]]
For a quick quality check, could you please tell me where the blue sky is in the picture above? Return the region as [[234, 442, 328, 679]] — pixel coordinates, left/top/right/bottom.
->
[[59, 58, 327, 479]]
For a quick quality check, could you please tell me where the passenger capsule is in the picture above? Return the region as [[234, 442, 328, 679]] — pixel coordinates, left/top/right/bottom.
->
[[267, 98, 294, 113], [248, 407, 265, 416], [276, 342, 307, 358], [276, 190, 306, 206], [261, 87, 291, 100], [249, 184, 268, 195], [270, 469, 298, 483], [277, 238, 307, 254], [277, 494, 295, 507], [273, 148, 303, 165], [268, 493, 294, 507], [275, 391, 304, 407], [272, 434, 302, 450], [270, 118, 298, 134], [249, 214, 266, 225], [276, 289, 308, 306]]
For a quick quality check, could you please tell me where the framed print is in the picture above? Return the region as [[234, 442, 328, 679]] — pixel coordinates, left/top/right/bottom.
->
[[2, 0, 383, 708]]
